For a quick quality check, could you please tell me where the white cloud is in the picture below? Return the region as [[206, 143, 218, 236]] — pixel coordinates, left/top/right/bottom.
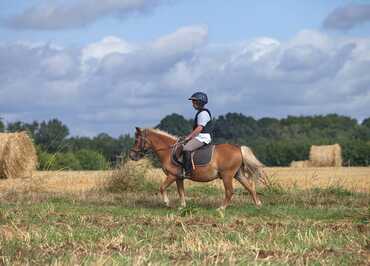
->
[[289, 30, 331, 50], [41, 53, 77, 79], [162, 61, 198, 90], [81, 36, 135, 73], [239, 37, 280, 62], [82, 36, 134, 63], [151, 25, 208, 56], [1, 28, 370, 136]]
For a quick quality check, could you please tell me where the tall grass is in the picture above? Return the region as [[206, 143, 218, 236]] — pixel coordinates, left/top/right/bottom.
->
[[105, 158, 159, 193]]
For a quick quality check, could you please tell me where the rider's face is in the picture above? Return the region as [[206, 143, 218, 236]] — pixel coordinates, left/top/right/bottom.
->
[[192, 100, 201, 109]]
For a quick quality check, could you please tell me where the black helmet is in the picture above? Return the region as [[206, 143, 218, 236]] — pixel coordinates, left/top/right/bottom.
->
[[188, 92, 208, 105]]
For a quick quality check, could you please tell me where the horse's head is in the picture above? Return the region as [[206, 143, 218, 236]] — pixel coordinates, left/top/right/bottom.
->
[[129, 127, 152, 161]]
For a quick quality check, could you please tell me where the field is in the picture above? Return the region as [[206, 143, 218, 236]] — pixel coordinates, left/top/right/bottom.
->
[[0, 164, 369, 265]]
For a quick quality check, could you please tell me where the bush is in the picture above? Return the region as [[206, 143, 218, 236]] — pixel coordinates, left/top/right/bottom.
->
[[75, 149, 110, 170], [106, 158, 158, 192], [37, 147, 54, 170], [51, 152, 81, 170], [37, 148, 110, 171], [37, 150, 81, 170]]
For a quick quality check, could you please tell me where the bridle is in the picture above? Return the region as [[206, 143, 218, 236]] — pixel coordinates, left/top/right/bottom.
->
[[130, 129, 151, 156], [130, 129, 182, 155], [129, 129, 188, 178]]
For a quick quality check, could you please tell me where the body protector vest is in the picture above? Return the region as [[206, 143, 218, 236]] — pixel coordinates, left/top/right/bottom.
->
[[193, 109, 213, 135]]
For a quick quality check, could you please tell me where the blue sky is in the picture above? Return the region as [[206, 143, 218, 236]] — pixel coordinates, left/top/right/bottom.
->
[[0, 0, 370, 136], [1, 1, 363, 44]]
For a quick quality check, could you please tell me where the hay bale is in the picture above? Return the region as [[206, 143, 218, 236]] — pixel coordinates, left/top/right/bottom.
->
[[309, 144, 342, 167], [290, 160, 311, 168], [0, 132, 38, 179]]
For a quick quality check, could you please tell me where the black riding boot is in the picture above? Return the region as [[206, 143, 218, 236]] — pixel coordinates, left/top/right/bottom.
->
[[182, 151, 192, 178]]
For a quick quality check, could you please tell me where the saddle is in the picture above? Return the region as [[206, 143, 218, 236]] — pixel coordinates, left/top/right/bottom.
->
[[171, 143, 215, 168]]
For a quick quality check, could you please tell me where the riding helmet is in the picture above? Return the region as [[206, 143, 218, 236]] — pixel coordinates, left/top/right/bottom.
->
[[188, 92, 208, 105]]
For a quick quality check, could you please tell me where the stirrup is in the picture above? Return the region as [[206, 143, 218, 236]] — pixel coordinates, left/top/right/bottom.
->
[[181, 169, 191, 179]]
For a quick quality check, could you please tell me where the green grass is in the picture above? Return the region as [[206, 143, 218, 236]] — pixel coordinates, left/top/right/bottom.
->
[[0, 185, 369, 265]]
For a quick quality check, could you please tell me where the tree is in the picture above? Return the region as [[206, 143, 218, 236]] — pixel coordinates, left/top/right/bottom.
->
[[92, 133, 119, 161], [156, 113, 192, 136], [257, 117, 281, 139], [117, 134, 134, 154], [213, 113, 258, 143], [0, 117, 4, 132], [340, 140, 370, 166], [6, 121, 39, 138], [362, 117, 370, 129], [66, 136, 94, 151], [34, 119, 69, 153]]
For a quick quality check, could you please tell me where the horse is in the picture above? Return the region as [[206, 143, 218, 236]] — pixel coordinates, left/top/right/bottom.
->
[[129, 127, 267, 210]]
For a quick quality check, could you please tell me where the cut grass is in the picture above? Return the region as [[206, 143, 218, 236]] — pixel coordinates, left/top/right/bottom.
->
[[0, 184, 369, 265]]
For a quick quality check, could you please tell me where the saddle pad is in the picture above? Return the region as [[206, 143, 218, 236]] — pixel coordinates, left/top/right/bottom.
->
[[171, 144, 215, 167], [192, 144, 215, 166]]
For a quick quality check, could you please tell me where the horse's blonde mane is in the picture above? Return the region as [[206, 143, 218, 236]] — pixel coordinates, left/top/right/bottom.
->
[[147, 128, 178, 140]]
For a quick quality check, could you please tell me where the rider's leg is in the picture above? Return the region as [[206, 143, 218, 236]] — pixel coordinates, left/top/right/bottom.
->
[[182, 139, 204, 177]]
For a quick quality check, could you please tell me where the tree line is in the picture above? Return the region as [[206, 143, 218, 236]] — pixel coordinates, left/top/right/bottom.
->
[[1, 113, 369, 169], [157, 113, 370, 166]]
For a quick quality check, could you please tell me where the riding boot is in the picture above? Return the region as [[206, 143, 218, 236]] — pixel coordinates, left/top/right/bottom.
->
[[182, 151, 192, 178]]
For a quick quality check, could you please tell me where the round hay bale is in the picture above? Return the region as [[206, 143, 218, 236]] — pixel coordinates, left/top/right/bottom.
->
[[0, 132, 38, 179], [0, 134, 11, 161], [290, 160, 311, 168], [309, 144, 342, 167]]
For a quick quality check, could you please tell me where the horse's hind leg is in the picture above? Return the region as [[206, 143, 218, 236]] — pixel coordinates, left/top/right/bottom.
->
[[160, 175, 176, 207], [236, 173, 262, 207], [219, 170, 235, 210], [176, 179, 186, 208]]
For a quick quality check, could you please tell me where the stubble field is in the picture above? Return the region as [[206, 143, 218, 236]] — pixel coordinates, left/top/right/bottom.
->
[[0, 162, 369, 265]]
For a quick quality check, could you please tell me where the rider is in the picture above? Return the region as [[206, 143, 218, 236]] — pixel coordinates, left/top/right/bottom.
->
[[182, 92, 212, 178]]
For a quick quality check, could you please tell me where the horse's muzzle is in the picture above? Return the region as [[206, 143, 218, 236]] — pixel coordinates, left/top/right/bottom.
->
[[129, 150, 143, 161]]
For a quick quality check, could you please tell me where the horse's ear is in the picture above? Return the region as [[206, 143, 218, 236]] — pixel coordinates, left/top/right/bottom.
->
[[135, 127, 141, 134]]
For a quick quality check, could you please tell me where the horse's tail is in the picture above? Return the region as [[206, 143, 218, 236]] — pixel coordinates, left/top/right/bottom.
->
[[240, 146, 269, 186]]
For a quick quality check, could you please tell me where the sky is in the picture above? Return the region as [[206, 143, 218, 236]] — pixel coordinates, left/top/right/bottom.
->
[[0, 0, 370, 137]]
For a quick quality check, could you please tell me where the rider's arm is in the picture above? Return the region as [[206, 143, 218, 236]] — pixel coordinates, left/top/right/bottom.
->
[[185, 125, 203, 141]]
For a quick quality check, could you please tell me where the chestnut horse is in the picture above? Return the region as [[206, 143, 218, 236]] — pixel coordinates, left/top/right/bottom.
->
[[129, 127, 267, 210]]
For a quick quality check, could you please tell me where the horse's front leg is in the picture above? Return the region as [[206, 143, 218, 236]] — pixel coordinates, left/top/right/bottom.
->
[[160, 175, 176, 207], [176, 179, 186, 208]]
